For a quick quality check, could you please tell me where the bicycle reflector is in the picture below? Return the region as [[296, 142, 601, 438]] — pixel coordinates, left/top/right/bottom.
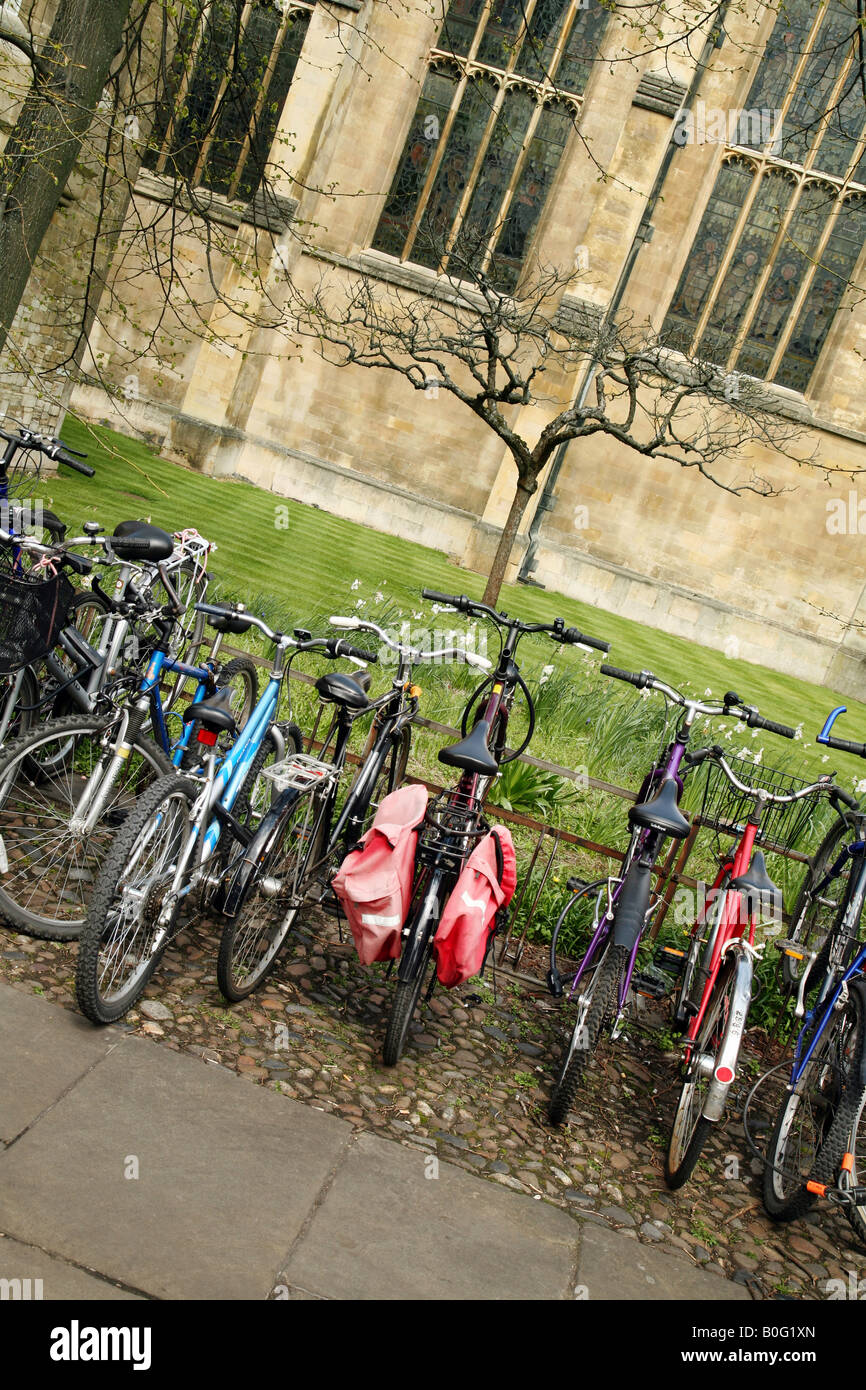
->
[[715, 1064, 735, 1084], [197, 727, 219, 746]]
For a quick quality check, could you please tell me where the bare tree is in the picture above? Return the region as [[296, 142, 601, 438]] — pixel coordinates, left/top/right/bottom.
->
[[290, 227, 817, 605]]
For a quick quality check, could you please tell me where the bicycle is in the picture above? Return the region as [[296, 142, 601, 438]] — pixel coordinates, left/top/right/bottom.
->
[[0, 556, 255, 938], [0, 424, 94, 743], [753, 706, 866, 1238], [546, 670, 795, 1127], [74, 602, 369, 1024], [665, 743, 837, 1188], [215, 611, 489, 1003], [379, 587, 611, 1065]]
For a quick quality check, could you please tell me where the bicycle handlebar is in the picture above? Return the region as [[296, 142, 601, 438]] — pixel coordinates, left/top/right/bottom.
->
[[818, 706, 866, 759], [686, 744, 836, 804], [602, 665, 795, 735], [329, 614, 492, 670], [420, 589, 610, 652]]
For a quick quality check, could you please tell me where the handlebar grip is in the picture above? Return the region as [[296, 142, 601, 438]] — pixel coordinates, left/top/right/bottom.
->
[[61, 553, 93, 576], [600, 664, 650, 688], [421, 588, 467, 610], [57, 453, 95, 477], [564, 627, 611, 652], [822, 735, 866, 758], [683, 747, 713, 767], [107, 536, 155, 556], [340, 641, 379, 665], [746, 712, 796, 738], [832, 786, 860, 810]]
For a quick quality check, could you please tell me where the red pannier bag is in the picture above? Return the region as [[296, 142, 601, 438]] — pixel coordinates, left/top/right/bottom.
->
[[332, 783, 428, 965], [433, 828, 517, 988]]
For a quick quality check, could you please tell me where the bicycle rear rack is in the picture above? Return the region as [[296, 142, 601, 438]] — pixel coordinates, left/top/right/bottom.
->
[[262, 753, 340, 794]]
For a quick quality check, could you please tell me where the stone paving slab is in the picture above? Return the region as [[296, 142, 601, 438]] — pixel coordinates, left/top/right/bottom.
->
[[0, 1029, 352, 1300], [0, 983, 124, 1144], [577, 1223, 751, 1301], [0, 1234, 143, 1300], [282, 1129, 580, 1300]]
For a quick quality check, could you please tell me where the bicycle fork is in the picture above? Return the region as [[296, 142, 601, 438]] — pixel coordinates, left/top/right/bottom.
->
[[398, 869, 442, 986]]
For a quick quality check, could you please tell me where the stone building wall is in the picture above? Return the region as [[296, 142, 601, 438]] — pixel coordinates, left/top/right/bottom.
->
[[59, 0, 866, 695]]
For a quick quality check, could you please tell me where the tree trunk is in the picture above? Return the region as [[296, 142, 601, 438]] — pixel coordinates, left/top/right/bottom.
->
[[481, 480, 535, 607], [0, 0, 134, 353]]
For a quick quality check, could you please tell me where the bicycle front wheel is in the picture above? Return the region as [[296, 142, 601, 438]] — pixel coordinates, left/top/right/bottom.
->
[[0, 715, 173, 938], [382, 951, 435, 1067], [548, 941, 628, 1126], [75, 774, 197, 1023], [217, 783, 321, 1001]]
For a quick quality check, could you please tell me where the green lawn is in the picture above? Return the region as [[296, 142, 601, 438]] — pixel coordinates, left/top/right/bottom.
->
[[39, 416, 866, 797]]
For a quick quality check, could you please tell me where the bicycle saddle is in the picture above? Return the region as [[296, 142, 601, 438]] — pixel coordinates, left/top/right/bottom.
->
[[731, 851, 782, 910], [438, 719, 499, 778], [182, 684, 238, 735], [112, 520, 174, 562], [316, 672, 371, 711], [628, 777, 691, 839]]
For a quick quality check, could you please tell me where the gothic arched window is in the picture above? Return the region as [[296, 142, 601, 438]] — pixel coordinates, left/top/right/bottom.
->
[[143, 1, 313, 203], [663, 0, 866, 392], [372, 0, 609, 292]]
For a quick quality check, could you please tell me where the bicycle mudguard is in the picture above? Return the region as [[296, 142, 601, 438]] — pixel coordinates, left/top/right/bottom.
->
[[220, 785, 303, 919], [701, 950, 753, 1122], [398, 871, 443, 983], [612, 861, 653, 949]]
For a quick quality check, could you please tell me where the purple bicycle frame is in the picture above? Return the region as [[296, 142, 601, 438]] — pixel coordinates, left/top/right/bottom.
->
[[567, 739, 688, 1010]]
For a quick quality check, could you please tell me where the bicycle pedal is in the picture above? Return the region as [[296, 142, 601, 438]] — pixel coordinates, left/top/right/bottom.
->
[[653, 945, 687, 977], [632, 968, 670, 999], [566, 876, 588, 893]]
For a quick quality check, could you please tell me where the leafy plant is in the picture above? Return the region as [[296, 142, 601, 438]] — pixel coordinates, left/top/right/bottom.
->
[[490, 760, 578, 817]]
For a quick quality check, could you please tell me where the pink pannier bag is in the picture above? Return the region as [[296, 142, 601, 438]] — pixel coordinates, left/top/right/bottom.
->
[[433, 828, 517, 988], [332, 784, 428, 965]]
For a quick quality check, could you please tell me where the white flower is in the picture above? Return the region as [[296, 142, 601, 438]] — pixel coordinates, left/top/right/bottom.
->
[[821, 755, 829, 763], [855, 779, 866, 795], [374, 591, 384, 603], [539, 663, 555, 686], [354, 598, 366, 608], [753, 748, 763, 765], [350, 579, 360, 591], [704, 687, 713, 696], [794, 724, 804, 741], [735, 722, 746, 733], [751, 728, 759, 738], [724, 730, 734, 740]]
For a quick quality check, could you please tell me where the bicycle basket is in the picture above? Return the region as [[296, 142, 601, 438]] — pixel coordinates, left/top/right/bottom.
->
[[419, 787, 490, 868], [0, 568, 75, 674], [694, 752, 820, 852]]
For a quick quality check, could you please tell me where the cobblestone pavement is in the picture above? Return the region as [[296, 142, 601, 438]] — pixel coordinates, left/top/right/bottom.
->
[[3, 909, 865, 1302]]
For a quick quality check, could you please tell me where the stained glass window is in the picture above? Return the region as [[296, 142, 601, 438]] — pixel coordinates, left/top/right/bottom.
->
[[372, 0, 609, 287], [143, 1, 313, 202], [662, 0, 866, 393]]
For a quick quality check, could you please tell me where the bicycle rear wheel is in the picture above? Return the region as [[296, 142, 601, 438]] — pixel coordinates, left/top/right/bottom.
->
[[665, 955, 745, 1189], [762, 980, 866, 1222], [0, 714, 172, 938], [75, 774, 197, 1023], [217, 783, 322, 1001], [782, 819, 851, 991], [548, 940, 628, 1125]]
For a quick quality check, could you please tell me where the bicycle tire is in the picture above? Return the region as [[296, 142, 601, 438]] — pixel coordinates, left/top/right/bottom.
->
[[382, 953, 434, 1066], [762, 979, 866, 1222], [75, 774, 197, 1024], [782, 817, 852, 991], [665, 955, 744, 1189], [0, 664, 38, 747], [352, 723, 411, 841], [834, 1078, 866, 1246], [0, 714, 173, 938], [217, 782, 321, 1002], [548, 941, 628, 1125]]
